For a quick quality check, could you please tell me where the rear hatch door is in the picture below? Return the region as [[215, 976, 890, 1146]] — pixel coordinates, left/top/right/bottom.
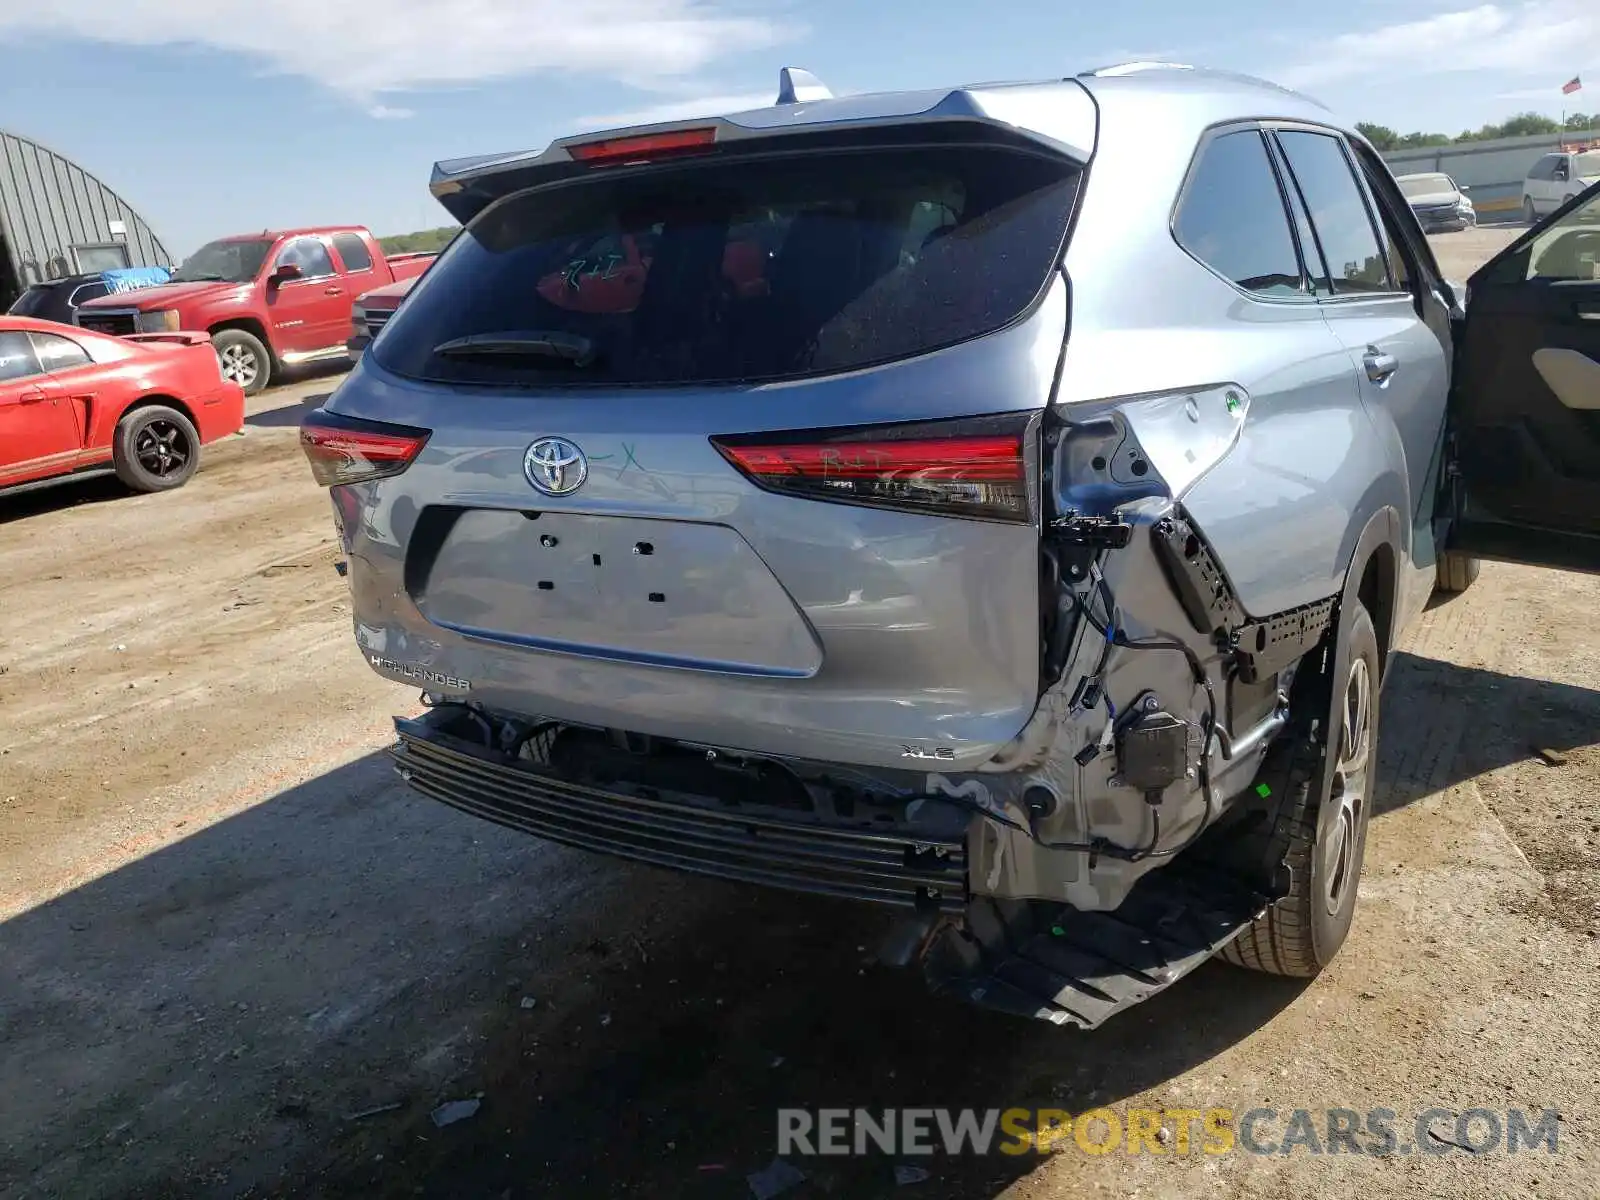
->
[[330, 120, 1087, 770]]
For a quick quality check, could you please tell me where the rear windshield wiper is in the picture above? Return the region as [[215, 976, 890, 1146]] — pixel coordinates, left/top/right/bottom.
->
[[432, 331, 598, 367]]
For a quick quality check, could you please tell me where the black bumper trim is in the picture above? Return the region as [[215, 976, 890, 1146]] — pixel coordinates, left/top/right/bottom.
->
[[392, 717, 968, 911]]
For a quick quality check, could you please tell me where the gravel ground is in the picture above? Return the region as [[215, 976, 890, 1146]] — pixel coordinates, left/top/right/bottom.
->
[[1, 229, 1595, 1198]]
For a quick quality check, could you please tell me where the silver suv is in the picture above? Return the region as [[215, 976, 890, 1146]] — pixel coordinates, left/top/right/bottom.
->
[[303, 63, 1600, 1028]]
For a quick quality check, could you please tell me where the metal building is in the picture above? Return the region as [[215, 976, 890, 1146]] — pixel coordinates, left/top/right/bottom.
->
[[0, 127, 171, 310]]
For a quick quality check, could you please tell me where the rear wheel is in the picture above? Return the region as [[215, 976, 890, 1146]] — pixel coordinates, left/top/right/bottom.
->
[[1434, 550, 1480, 595], [1523, 195, 1536, 224], [1222, 599, 1379, 977], [112, 404, 200, 493], [212, 328, 271, 395]]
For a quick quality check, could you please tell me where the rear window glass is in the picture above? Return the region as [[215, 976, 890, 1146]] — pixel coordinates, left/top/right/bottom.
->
[[373, 146, 1081, 388], [8, 285, 56, 317]]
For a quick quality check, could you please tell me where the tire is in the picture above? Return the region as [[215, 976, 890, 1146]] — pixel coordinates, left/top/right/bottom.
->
[[112, 404, 201, 493], [1434, 550, 1480, 595], [212, 328, 272, 395], [1222, 599, 1380, 978], [1523, 195, 1537, 224]]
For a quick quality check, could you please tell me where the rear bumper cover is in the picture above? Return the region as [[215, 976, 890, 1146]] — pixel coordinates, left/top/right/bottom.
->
[[391, 713, 968, 911], [193, 382, 246, 442]]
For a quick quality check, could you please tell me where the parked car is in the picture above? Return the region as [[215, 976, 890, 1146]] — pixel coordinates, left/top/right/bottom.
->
[[7, 266, 171, 326], [1395, 171, 1475, 232], [300, 63, 1600, 1028], [75, 226, 434, 396], [1522, 147, 1600, 222], [1, 316, 244, 496], [344, 230, 771, 363], [347, 275, 419, 362]]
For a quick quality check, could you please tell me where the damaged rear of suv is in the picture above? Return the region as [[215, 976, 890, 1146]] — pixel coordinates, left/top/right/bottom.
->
[[305, 64, 1597, 1026]]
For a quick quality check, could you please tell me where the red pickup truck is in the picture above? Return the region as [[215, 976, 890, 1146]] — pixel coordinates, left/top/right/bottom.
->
[[76, 226, 433, 395]]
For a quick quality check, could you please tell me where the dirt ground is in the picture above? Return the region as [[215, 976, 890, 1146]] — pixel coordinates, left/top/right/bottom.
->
[[2, 228, 1597, 1199]]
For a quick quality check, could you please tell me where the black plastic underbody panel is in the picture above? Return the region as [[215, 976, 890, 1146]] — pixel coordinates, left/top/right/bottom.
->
[[391, 717, 968, 911], [923, 864, 1268, 1028], [1151, 510, 1334, 681]]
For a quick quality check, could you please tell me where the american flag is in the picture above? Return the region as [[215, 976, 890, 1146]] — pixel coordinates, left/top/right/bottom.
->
[[1562, 75, 1582, 95]]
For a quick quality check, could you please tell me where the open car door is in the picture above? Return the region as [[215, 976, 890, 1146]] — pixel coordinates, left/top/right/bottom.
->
[[1448, 179, 1600, 572]]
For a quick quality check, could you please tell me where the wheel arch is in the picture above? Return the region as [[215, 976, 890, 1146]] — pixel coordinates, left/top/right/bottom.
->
[[1340, 507, 1402, 681], [119, 393, 198, 431], [207, 317, 276, 362]]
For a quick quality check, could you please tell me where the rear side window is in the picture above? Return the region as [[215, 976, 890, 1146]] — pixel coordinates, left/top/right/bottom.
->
[[0, 330, 42, 381], [32, 332, 92, 371], [333, 233, 374, 272], [1276, 131, 1393, 294], [1174, 130, 1305, 297], [373, 146, 1081, 388], [69, 282, 109, 307]]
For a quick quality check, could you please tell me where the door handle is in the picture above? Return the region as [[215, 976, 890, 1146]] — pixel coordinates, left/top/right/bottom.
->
[[1363, 349, 1399, 384], [324, 286, 343, 295], [19, 387, 49, 404], [1576, 304, 1600, 321]]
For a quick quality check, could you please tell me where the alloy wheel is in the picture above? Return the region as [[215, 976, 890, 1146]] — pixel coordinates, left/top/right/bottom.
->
[[219, 343, 259, 388], [1322, 654, 1371, 916], [134, 419, 192, 479]]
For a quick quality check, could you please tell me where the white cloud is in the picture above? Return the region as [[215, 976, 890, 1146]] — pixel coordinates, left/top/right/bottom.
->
[[1275, 2, 1597, 90], [0, 0, 792, 108], [571, 90, 778, 132], [366, 104, 416, 120]]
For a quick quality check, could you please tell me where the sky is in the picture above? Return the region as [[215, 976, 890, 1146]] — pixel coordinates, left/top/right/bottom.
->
[[0, 0, 1595, 259]]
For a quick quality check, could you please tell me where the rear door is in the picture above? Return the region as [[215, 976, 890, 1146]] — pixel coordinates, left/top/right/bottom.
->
[[1269, 127, 1453, 568], [0, 330, 76, 485], [1526, 155, 1558, 214], [1447, 180, 1600, 571]]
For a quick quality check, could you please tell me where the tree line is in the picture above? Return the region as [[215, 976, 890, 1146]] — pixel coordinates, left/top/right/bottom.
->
[[1358, 111, 1597, 151], [378, 226, 458, 254]]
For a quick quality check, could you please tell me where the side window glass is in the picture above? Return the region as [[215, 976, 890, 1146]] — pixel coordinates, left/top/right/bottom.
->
[[332, 233, 373, 273], [1174, 129, 1306, 297], [32, 332, 93, 371], [1522, 189, 1600, 281], [70, 282, 110, 307], [1266, 136, 1330, 293], [276, 238, 334, 279], [1275, 131, 1394, 294], [1350, 159, 1415, 292], [0, 330, 43, 382]]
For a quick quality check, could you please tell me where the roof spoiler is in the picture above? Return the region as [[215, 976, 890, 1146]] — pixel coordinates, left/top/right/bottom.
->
[[428, 70, 1096, 225]]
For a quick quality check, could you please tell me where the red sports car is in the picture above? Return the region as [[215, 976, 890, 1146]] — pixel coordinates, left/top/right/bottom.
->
[[0, 316, 245, 496]]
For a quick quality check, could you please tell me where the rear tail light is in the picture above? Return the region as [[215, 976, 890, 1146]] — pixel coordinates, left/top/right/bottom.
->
[[299, 408, 430, 487], [567, 127, 717, 166], [712, 413, 1036, 523]]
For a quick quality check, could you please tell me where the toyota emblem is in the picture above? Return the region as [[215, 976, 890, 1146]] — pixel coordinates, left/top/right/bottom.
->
[[523, 437, 588, 497]]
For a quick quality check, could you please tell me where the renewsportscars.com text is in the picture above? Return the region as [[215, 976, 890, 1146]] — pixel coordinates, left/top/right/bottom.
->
[[777, 1106, 1562, 1158]]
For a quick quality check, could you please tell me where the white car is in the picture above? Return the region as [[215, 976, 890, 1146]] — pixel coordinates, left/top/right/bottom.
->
[[1523, 149, 1600, 222]]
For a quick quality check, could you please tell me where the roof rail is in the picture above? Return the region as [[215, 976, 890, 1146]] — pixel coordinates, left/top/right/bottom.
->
[[776, 67, 833, 105], [1080, 62, 1329, 110], [1085, 61, 1195, 77]]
